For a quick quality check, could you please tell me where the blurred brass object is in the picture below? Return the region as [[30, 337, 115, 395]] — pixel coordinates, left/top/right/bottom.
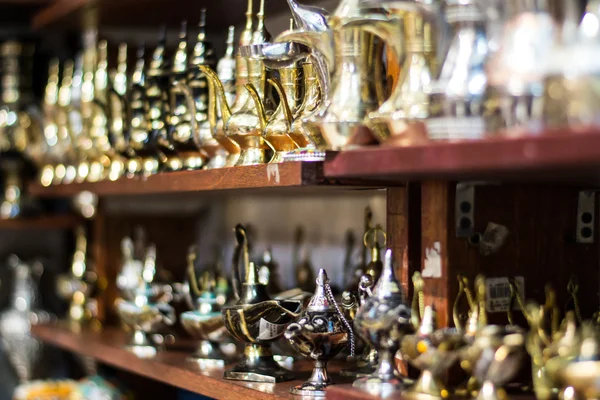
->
[[88, 40, 112, 183], [288, 60, 327, 153], [485, 0, 557, 133], [411, 271, 424, 330], [126, 44, 151, 177], [39, 58, 60, 186], [559, 323, 600, 399], [264, 69, 303, 163], [353, 249, 413, 395], [56, 225, 100, 326], [527, 305, 578, 400], [168, 21, 207, 170], [115, 299, 175, 358], [188, 10, 230, 170], [453, 274, 476, 332], [427, 0, 489, 141], [293, 226, 315, 293], [348, 2, 438, 144], [401, 306, 466, 400], [217, 26, 237, 108], [285, 269, 352, 396], [107, 43, 129, 181], [144, 28, 174, 174], [461, 325, 525, 399], [363, 225, 386, 282], [181, 246, 232, 366], [222, 225, 301, 382], [199, 66, 241, 167]]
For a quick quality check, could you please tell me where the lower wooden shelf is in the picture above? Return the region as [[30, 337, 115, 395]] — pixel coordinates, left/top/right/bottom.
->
[[0, 214, 79, 230], [31, 323, 355, 400]]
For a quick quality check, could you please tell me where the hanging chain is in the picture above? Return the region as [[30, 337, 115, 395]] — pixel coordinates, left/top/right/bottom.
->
[[325, 282, 355, 357], [566, 276, 583, 324]]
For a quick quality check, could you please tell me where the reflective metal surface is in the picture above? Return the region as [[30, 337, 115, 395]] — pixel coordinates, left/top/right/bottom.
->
[[0, 256, 49, 383], [285, 269, 351, 396], [352, 249, 413, 395]]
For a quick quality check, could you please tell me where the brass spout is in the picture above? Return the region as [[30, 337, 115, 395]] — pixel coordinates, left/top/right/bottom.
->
[[267, 78, 294, 130], [199, 66, 232, 124], [187, 246, 202, 297], [172, 81, 199, 144], [244, 83, 268, 131]]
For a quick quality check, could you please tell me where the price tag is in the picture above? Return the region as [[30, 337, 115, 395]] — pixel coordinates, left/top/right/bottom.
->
[[486, 276, 525, 313], [257, 318, 287, 340]]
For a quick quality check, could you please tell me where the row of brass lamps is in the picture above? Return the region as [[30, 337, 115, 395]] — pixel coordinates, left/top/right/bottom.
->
[[56, 215, 600, 399]]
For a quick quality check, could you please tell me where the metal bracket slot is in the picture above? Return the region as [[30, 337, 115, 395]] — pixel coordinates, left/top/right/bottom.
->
[[576, 191, 596, 244], [455, 183, 475, 238]]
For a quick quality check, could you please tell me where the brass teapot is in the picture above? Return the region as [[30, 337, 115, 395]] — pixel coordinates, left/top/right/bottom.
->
[[277, 0, 389, 150], [342, 0, 440, 145]]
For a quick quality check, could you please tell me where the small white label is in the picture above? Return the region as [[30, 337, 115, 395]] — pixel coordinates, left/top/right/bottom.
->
[[479, 223, 510, 256], [486, 276, 525, 313], [257, 318, 288, 340], [266, 164, 280, 184], [423, 242, 442, 278]]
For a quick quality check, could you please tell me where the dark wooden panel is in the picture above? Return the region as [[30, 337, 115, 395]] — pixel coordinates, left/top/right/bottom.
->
[[32, 0, 323, 31], [325, 127, 600, 186], [32, 323, 353, 400], [0, 214, 79, 230], [418, 182, 600, 327]]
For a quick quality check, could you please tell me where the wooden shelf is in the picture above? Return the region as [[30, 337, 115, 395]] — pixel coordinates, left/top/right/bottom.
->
[[325, 127, 600, 186], [32, 323, 354, 400], [0, 214, 79, 229], [0, 0, 50, 25], [28, 162, 387, 198], [32, 0, 319, 31]]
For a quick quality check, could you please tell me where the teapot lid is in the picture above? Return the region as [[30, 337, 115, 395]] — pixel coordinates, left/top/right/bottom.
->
[[306, 269, 335, 311], [372, 249, 405, 301]]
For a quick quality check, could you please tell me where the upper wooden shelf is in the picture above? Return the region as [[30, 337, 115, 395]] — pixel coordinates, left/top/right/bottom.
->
[[32, 0, 314, 31], [32, 323, 355, 400], [0, 0, 50, 25], [28, 161, 386, 198], [0, 214, 79, 229], [325, 127, 600, 186]]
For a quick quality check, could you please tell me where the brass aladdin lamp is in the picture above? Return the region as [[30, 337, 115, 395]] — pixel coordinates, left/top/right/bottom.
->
[[115, 241, 175, 358], [222, 225, 302, 382], [180, 246, 232, 366], [56, 225, 101, 326], [352, 249, 413, 394], [284, 269, 352, 396]]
